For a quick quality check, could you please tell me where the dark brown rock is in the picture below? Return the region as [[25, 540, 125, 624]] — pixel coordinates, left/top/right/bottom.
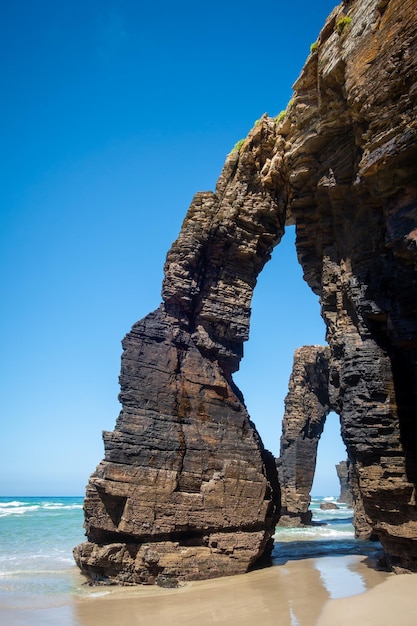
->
[[283, 0, 417, 570], [348, 461, 377, 541], [277, 346, 331, 527], [74, 122, 283, 585], [336, 461, 353, 506], [320, 502, 339, 511], [75, 0, 417, 580]]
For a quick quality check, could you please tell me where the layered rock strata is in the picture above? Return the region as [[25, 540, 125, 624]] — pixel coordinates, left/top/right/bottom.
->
[[277, 346, 331, 526], [277, 352, 374, 540], [74, 123, 283, 585], [285, 0, 417, 571], [75, 0, 417, 579], [336, 460, 353, 506]]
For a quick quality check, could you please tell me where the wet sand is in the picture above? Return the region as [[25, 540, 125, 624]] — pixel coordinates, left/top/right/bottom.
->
[[1, 554, 402, 626], [317, 572, 417, 626]]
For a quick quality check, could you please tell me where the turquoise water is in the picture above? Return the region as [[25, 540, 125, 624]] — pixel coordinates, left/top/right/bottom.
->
[[272, 496, 381, 564], [0, 497, 85, 605], [0, 495, 382, 604]]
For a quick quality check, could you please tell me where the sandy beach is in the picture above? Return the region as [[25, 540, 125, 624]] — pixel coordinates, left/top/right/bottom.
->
[[317, 573, 417, 626], [4, 554, 415, 626]]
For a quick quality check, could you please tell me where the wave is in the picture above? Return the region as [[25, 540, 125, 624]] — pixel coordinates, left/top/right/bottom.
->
[[0, 500, 83, 517], [0, 505, 40, 517], [274, 527, 354, 543], [0, 500, 27, 507], [42, 502, 82, 509], [0, 568, 75, 578]]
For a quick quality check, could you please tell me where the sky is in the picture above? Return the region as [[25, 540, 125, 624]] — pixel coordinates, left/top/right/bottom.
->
[[0, 0, 345, 497]]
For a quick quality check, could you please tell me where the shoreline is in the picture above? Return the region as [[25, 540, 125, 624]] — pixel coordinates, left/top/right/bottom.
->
[[1, 554, 403, 626]]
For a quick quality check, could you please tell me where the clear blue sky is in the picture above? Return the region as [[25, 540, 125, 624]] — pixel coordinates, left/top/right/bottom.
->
[[0, 0, 345, 497]]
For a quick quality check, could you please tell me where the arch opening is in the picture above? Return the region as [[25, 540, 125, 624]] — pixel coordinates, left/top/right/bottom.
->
[[312, 412, 347, 498], [233, 225, 326, 458]]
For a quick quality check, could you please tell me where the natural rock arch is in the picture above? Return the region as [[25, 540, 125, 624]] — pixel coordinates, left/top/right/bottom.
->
[[74, 0, 417, 582], [277, 346, 374, 539]]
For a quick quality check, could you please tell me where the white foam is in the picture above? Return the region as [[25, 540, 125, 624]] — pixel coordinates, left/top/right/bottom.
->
[[0, 505, 40, 517], [41, 503, 82, 510], [87, 590, 112, 598], [274, 525, 354, 542], [0, 501, 82, 517]]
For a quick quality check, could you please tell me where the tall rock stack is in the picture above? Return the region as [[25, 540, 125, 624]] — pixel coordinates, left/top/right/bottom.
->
[[277, 346, 331, 526], [336, 461, 352, 506], [73, 120, 283, 585]]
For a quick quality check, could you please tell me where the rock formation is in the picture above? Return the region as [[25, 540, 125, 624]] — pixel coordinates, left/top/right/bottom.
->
[[277, 346, 331, 526], [320, 502, 339, 511], [73, 120, 283, 585], [75, 0, 417, 580], [336, 460, 353, 506], [286, 0, 417, 571], [348, 460, 377, 541]]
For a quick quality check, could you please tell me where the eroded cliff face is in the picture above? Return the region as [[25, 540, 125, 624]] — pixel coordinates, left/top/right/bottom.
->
[[73, 118, 283, 585], [284, 0, 417, 571], [75, 0, 417, 581]]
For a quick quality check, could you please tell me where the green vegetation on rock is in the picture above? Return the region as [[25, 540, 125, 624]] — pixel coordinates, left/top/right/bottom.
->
[[275, 110, 286, 124], [230, 138, 245, 153], [336, 16, 352, 35]]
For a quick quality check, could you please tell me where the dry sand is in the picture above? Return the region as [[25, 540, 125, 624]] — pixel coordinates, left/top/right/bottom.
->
[[3, 556, 417, 626]]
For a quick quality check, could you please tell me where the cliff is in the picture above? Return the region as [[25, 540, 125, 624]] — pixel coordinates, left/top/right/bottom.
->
[[285, 0, 417, 571], [74, 0, 417, 582]]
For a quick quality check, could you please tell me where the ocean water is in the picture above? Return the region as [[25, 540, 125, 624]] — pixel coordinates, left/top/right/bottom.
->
[[0, 495, 383, 607], [273, 496, 380, 563], [0, 497, 85, 608], [272, 496, 385, 601]]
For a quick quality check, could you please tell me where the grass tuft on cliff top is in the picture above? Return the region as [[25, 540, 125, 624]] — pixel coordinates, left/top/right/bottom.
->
[[230, 138, 245, 153]]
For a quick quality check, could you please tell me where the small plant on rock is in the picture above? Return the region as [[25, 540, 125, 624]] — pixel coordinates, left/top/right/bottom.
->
[[310, 41, 318, 54], [336, 16, 352, 35], [275, 110, 286, 124], [231, 138, 245, 153]]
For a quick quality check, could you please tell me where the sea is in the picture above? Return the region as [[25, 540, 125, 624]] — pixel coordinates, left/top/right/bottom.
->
[[0, 495, 384, 610]]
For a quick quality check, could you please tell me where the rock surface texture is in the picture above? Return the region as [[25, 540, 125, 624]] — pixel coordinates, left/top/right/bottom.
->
[[286, 0, 417, 571], [336, 461, 353, 506], [73, 121, 283, 585], [75, 0, 417, 580], [277, 346, 331, 527]]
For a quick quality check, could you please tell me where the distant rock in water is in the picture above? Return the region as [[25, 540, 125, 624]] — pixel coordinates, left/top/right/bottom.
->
[[277, 346, 330, 528], [336, 461, 353, 506], [74, 0, 417, 583], [320, 502, 339, 511]]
